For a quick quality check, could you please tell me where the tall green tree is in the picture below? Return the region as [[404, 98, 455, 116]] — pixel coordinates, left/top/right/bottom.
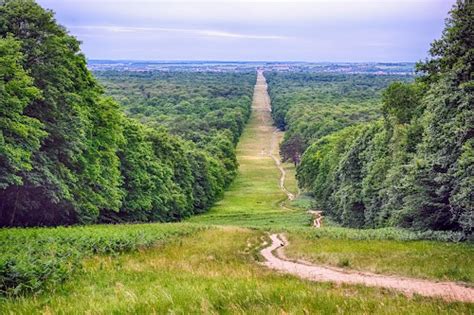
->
[[0, 0, 123, 225], [0, 36, 44, 190], [402, 0, 473, 233], [295, 0, 473, 236], [382, 81, 423, 124], [0, 36, 47, 226]]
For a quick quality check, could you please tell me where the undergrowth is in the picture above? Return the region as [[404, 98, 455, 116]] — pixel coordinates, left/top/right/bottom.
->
[[0, 223, 203, 296]]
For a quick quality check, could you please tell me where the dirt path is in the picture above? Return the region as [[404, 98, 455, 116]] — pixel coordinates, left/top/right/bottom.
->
[[257, 70, 295, 201], [260, 233, 474, 303], [270, 130, 295, 201], [307, 210, 323, 228]]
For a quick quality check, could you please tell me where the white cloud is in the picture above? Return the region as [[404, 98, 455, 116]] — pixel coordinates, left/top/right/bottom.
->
[[38, 0, 455, 61], [71, 25, 287, 40]]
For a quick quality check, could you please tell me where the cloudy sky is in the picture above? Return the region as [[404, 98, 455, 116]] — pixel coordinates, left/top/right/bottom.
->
[[37, 0, 456, 62]]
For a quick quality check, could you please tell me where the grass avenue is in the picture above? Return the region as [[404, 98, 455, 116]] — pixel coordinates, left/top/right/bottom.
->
[[2, 71, 473, 314]]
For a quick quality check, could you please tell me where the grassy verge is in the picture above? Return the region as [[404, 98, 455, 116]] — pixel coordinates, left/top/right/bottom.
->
[[284, 230, 474, 283], [1, 228, 472, 314]]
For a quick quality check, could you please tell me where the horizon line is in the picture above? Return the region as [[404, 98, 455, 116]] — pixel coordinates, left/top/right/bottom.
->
[[87, 59, 418, 64]]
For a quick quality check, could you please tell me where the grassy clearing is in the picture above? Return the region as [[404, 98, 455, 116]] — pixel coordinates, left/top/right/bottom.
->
[[188, 84, 307, 229], [1, 228, 472, 314]]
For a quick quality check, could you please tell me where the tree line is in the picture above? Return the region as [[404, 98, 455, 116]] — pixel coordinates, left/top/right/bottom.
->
[[0, 0, 254, 226], [268, 1, 473, 237]]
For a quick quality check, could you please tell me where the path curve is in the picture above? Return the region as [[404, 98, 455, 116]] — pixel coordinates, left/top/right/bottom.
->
[[260, 233, 474, 303], [270, 130, 295, 201]]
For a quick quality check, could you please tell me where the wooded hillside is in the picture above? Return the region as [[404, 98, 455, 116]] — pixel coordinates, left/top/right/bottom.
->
[[0, 0, 254, 226], [267, 1, 473, 237]]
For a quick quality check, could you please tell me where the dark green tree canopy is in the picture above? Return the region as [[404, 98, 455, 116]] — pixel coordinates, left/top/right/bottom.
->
[[0, 36, 44, 189], [0, 0, 253, 226], [278, 0, 473, 237]]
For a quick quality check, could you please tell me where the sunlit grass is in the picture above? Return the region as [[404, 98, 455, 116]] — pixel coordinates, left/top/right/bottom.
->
[[284, 232, 474, 283], [2, 228, 472, 314]]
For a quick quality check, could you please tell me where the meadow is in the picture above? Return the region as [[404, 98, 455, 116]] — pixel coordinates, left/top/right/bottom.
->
[[2, 228, 472, 314], [0, 223, 204, 296]]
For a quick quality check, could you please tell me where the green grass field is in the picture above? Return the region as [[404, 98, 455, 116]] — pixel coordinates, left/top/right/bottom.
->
[[2, 228, 472, 314], [1, 77, 473, 313]]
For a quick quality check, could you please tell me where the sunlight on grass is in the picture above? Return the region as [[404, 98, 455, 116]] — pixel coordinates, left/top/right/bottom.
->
[[284, 233, 474, 283], [2, 228, 471, 314]]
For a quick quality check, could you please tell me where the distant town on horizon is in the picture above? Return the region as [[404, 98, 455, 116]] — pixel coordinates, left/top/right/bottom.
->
[[87, 60, 416, 75]]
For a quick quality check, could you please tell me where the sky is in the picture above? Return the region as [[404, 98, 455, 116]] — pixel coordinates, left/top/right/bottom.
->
[[36, 0, 456, 62]]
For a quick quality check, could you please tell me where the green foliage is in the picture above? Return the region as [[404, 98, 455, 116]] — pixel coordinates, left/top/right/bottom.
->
[[94, 71, 253, 147], [294, 1, 473, 237], [96, 71, 255, 220], [416, 0, 473, 85], [266, 72, 410, 153], [95, 71, 254, 221], [0, 0, 124, 225], [382, 81, 423, 124], [0, 0, 253, 226], [0, 223, 202, 296], [401, 1, 473, 235], [280, 133, 304, 165], [0, 36, 45, 190]]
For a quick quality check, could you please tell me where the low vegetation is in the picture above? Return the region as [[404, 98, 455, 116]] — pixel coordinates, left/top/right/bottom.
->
[[0, 223, 203, 296], [1, 229, 472, 314]]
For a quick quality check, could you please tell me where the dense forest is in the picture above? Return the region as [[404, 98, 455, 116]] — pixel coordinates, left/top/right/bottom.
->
[[0, 0, 254, 226], [95, 71, 254, 146], [266, 72, 411, 165], [268, 1, 473, 237]]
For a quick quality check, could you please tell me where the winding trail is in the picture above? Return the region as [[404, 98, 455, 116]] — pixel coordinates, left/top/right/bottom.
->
[[270, 130, 295, 201], [260, 234, 474, 302], [256, 71, 474, 303]]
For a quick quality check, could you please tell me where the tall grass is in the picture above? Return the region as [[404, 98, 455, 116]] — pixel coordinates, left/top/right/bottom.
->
[[0, 223, 203, 296], [285, 225, 468, 242], [1, 229, 472, 314]]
